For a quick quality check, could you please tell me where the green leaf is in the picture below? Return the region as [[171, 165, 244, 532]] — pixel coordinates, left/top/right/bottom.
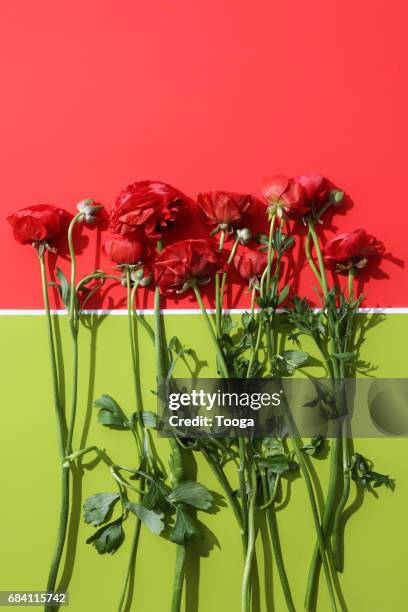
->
[[83, 492, 120, 526], [127, 502, 165, 535], [262, 437, 285, 457], [257, 454, 298, 475], [56, 267, 72, 310], [169, 508, 203, 544], [302, 435, 325, 456], [143, 479, 171, 512], [167, 481, 214, 510], [86, 518, 124, 554], [94, 395, 129, 429], [277, 284, 290, 305], [283, 350, 309, 368]]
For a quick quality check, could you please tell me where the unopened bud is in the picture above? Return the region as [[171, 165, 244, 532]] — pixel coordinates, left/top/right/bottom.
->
[[329, 190, 344, 207], [237, 228, 252, 245], [77, 199, 104, 224]]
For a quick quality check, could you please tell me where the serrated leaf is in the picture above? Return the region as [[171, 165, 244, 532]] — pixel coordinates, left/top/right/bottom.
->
[[143, 479, 171, 512], [86, 518, 124, 554], [94, 395, 129, 429], [127, 502, 164, 535], [169, 508, 203, 544], [167, 481, 214, 510], [83, 492, 120, 526], [302, 435, 325, 456]]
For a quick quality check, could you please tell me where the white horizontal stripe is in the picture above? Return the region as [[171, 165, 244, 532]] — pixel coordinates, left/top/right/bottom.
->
[[0, 307, 408, 315]]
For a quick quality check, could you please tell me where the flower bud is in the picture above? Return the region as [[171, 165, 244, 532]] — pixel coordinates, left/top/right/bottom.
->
[[236, 228, 252, 245], [328, 190, 344, 207], [77, 199, 104, 225]]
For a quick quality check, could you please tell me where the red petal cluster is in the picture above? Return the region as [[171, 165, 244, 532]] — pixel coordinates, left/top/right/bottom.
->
[[153, 239, 226, 295], [109, 180, 190, 240]]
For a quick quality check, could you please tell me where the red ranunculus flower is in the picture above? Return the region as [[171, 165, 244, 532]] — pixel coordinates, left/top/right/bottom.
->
[[153, 239, 225, 294], [7, 204, 67, 245], [109, 180, 190, 240], [295, 174, 327, 205], [197, 191, 256, 232], [261, 175, 307, 219], [103, 238, 144, 265], [234, 250, 268, 285], [323, 229, 384, 272]]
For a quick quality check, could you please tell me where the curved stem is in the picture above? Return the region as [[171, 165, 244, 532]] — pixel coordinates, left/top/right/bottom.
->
[[260, 472, 295, 612], [305, 231, 323, 287], [307, 220, 328, 299], [285, 408, 338, 612]]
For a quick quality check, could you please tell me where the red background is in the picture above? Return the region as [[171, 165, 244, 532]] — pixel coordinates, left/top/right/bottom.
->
[[0, 0, 406, 308]]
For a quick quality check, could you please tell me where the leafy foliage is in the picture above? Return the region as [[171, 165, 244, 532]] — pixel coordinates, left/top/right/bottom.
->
[[169, 508, 203, 544], [83, 493, 120, 526], [127, 502, 165, 535], [302, 435, 325, 456], [86, 518, 125, 554], [351, 453, 394, 490], [167, 481, 214, 510], [94, 395, 130, 430]]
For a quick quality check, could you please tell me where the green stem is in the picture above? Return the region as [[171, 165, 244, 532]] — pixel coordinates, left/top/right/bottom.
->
[[39, 254, 69, 604], [215, 231, 225, 337], [266, 213, 277, 292], [305, 231, 323, 288], [284, 404, 338, 612], [200, 447, 244, 536], [332, 417, 350, 572], [220, 235, 240, 304], [126, 269, 143, 458], [171, 544, 187, 612], [193, 285, 229, 378], [241, 465, 257, 612], [117, 518, 141, 612], [154, 267, 186, 612], [307, 220, 328, 299], [260, 472, 296, 612]]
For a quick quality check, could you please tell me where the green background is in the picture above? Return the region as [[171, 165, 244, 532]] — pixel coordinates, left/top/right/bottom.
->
[[1, 314, 407, 611]]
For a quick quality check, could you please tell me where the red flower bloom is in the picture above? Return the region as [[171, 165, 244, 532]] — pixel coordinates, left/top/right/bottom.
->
[[153, 239, 225, 294], [7, 204, 67, 245], [103, 238, 144, 265], [323, 229, 384, 273], [295, 174, 327, 205], [197, 191, 256, 231], [261, 175, 307, 219], [109, 180, 190, 240], [234, 250, 268, 284]]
